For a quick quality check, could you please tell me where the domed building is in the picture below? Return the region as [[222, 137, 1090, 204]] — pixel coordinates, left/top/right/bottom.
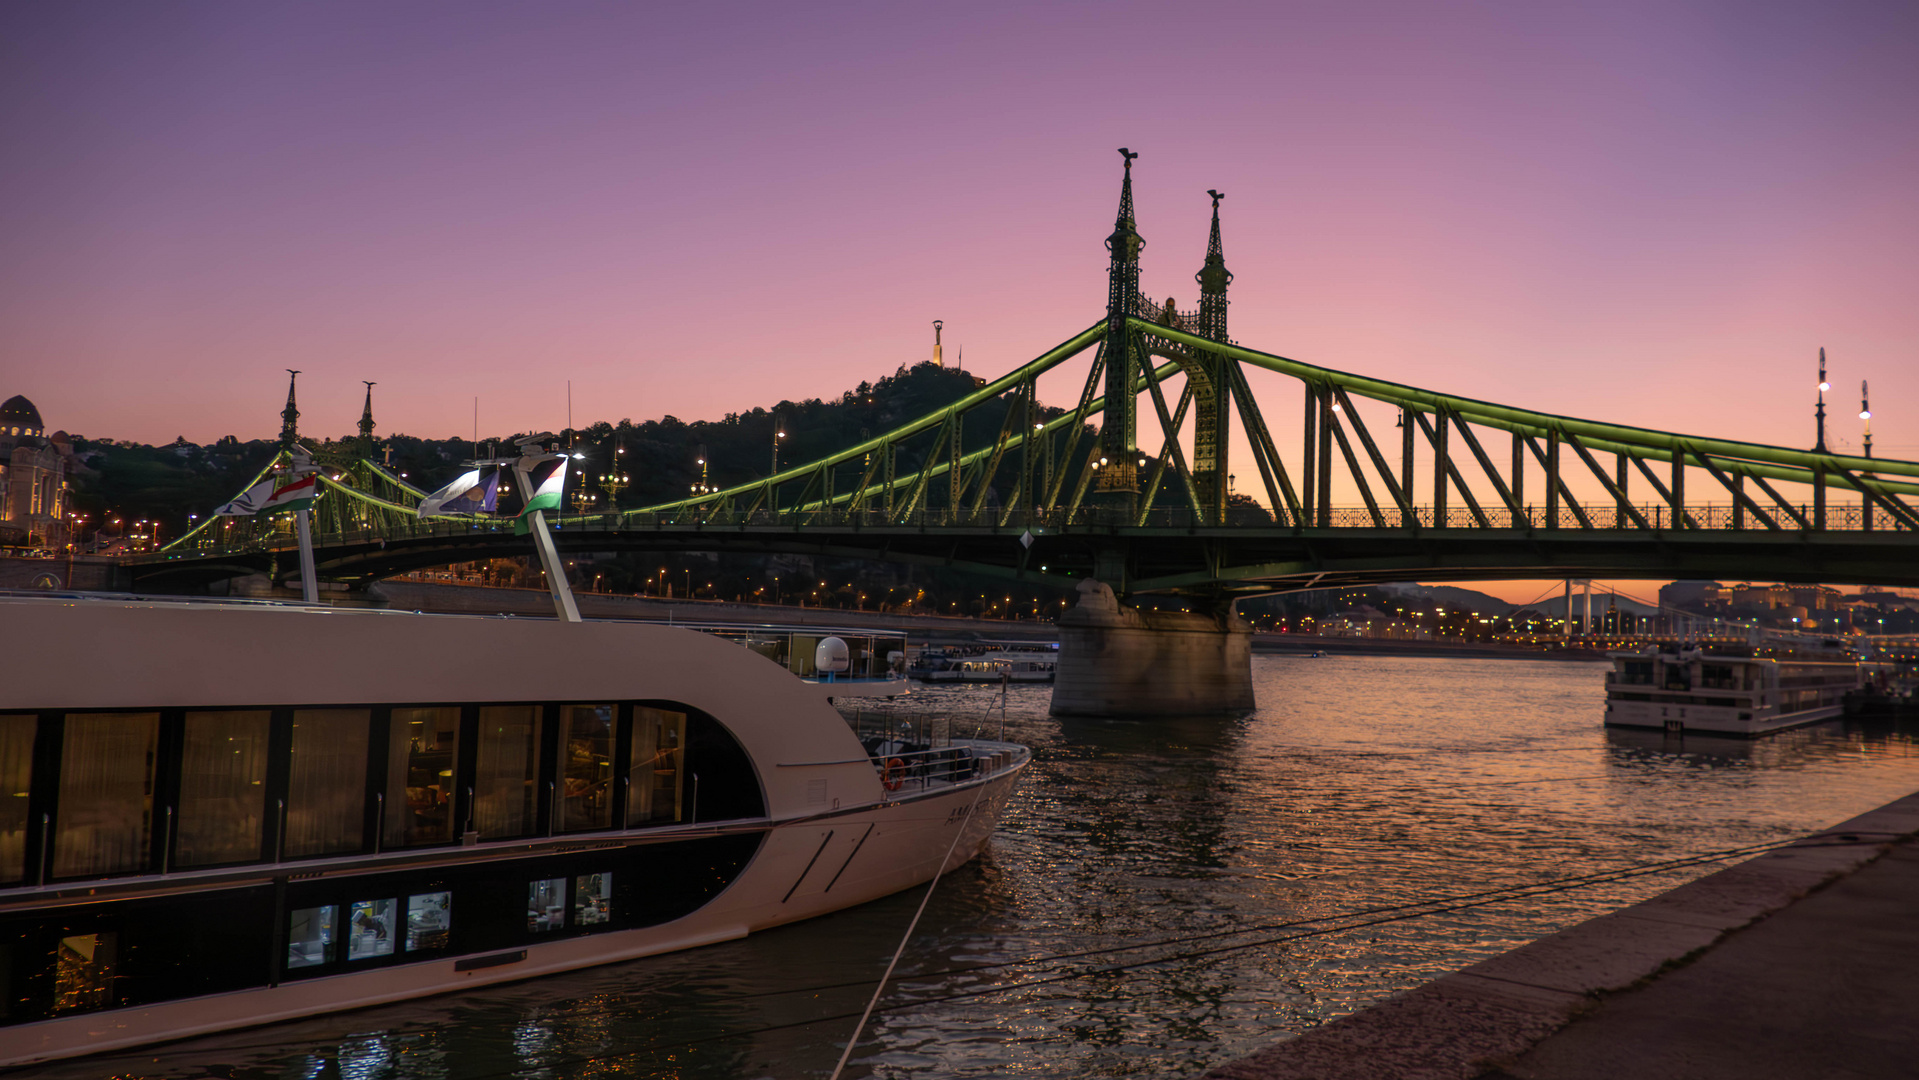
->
[[0, 395, 72, 549]]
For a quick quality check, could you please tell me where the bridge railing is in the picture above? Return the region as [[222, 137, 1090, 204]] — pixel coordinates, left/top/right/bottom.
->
[[127, 500, 1909, 562]]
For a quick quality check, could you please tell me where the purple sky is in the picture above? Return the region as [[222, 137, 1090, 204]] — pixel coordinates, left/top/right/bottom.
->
[[4, 2, 1915, 602]]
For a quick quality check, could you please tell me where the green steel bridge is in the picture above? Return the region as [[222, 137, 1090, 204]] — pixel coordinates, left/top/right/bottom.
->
[[134, 154, 1919, 599]]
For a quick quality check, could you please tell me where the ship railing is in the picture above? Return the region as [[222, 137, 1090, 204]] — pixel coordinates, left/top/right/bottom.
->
[[667, 622, 907, 682], [858, 742, 1002, 794]]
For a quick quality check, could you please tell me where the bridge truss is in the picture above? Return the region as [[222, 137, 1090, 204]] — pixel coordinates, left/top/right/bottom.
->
[[145, 154, 1919, 597]]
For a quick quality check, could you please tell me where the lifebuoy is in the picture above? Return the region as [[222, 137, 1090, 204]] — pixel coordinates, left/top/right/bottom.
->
[[882, 756, 906, 792]]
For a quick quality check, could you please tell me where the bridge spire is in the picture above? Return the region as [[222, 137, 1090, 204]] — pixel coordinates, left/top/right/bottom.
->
[[1099, 148, 1144, 504], [1813, 348, 1829, 454], [280, 369, 302, 449], [359, 381, 377, 456], [1196, 189, 1232, 343]]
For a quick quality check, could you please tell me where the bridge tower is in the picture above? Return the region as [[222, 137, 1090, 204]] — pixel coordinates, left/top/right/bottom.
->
[[1097, 148, 1144, 514], [1192, 189, 1233, 523], [358, 381, 377, 458], [1056, 164, 1253, 719], [279, 369, 301, 449]]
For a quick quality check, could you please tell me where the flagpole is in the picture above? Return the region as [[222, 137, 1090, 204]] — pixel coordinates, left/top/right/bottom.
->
[[509, 440, 582, 623], [294, 508, 318, 604], [286, 449, 320, 604], [524, 508, 581, 623]]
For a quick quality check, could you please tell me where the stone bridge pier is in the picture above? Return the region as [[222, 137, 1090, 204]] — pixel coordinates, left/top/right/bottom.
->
[[1051, 579, 1254, 718]]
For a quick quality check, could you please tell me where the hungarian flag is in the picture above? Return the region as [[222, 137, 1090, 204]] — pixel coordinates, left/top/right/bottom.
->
[[215, 473, 321, 516], [417, 469, 500, 518], [512, 455, 566, 535], [262, 474, 320, 514]]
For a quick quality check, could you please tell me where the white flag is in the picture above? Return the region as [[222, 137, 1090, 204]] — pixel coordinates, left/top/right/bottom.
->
[[417, 469, 500, 518]]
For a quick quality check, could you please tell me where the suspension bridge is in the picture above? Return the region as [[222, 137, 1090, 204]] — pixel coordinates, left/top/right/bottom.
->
[[125, 151, 1918, 714]]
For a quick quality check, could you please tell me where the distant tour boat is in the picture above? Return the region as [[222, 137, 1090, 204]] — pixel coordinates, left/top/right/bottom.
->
[[1603, 644, 1864, 737], [913, 649, 1056, 684]]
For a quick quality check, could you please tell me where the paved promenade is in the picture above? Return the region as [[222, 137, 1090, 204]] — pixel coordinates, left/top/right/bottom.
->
[[1206, 792, 1919, 1080]]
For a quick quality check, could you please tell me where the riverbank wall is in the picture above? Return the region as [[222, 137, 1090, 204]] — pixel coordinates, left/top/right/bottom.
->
[[1205, 789, 1919, 1080]]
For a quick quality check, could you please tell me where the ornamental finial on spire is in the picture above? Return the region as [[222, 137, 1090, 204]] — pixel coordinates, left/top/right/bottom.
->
[[1107, 148, 1143, 261]]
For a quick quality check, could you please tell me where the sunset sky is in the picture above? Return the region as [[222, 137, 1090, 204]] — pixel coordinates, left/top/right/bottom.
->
[[3, 2, 1914, 602]]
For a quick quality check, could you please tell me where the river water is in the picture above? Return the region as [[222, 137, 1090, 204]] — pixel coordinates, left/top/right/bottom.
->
[[33, 654, 1919, 1079]]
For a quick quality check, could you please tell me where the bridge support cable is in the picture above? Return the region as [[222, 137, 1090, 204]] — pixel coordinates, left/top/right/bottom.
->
[[1564, 431, 1650, 530], [1331, 386, 1411, 523], [1414, 411, 1490, 527], [1227, 362, 1299, 523], [1141, 358, 1204, 520], [1745, 471, 1810, 530], [1136, 383, 1195, 527], [1444, 406, 1523, 525], [1041, 345, 1107, 510], [965, 391, 1021, 519], [1325, 403, 1384, 527], [1832, 468, 1919, 531], [1686, 447, 1779, 531], [1522, 433, 1590, 529], [1629, 454, 1699, 530]]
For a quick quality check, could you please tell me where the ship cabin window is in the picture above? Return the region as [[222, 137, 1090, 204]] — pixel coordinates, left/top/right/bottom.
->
[[287, 905, 337, 969], [629, 706, 686, 826], [0, 714, 33, 885], [477, 706, 542, 840], [528, 878, 566, 932], [176, 710, 272, 868], [387, 707, 459, 848], [407, 891, 452, 951], [1699, 665, 1739, 691], [287, 708, 370, 858], [53, 713, 159, 880], [576, 873, 611, 925], [1619, 661, 1653, 686], [5, 699, 764, 888], [559, 705, 615, 832], [52, 932, 116, 1014], [347, 898, 397, 960]]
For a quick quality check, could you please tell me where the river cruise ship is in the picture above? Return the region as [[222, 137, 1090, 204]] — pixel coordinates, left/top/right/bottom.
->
[[1602, 645, 1863, 736], [0, 594, 1028, 1067]]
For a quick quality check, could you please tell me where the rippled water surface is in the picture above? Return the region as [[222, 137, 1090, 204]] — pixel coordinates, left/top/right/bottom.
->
[[35, 655, 1919, 1079]]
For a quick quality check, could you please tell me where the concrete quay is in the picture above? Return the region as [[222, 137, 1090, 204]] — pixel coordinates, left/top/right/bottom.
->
[[1205, 791, 1919, 1080]]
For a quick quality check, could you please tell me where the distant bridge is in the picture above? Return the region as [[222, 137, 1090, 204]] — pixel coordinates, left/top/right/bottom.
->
[[138, 155, 1919, 598]]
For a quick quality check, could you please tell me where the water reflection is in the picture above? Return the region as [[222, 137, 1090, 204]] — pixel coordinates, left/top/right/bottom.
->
[[21, 658, 1919, 1080]]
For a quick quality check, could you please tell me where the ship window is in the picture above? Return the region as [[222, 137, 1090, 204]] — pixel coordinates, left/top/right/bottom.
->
[[346, 898, 396, 960], [559, 705, 615, 833], [53, 712, 159, 879], [406, 891, 452, 951], [0, 714, 34, 885], [629, 707, 686, 826], [287, 905, 337, 969], [528, 878, 565, 932], [52, 932, 116, 1014], [476, 706, 541, 840], [176, 710, 271, 868], [286, 708, 370, 858], [575, 872, 611, 925], [386, 707, 459, 848]]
